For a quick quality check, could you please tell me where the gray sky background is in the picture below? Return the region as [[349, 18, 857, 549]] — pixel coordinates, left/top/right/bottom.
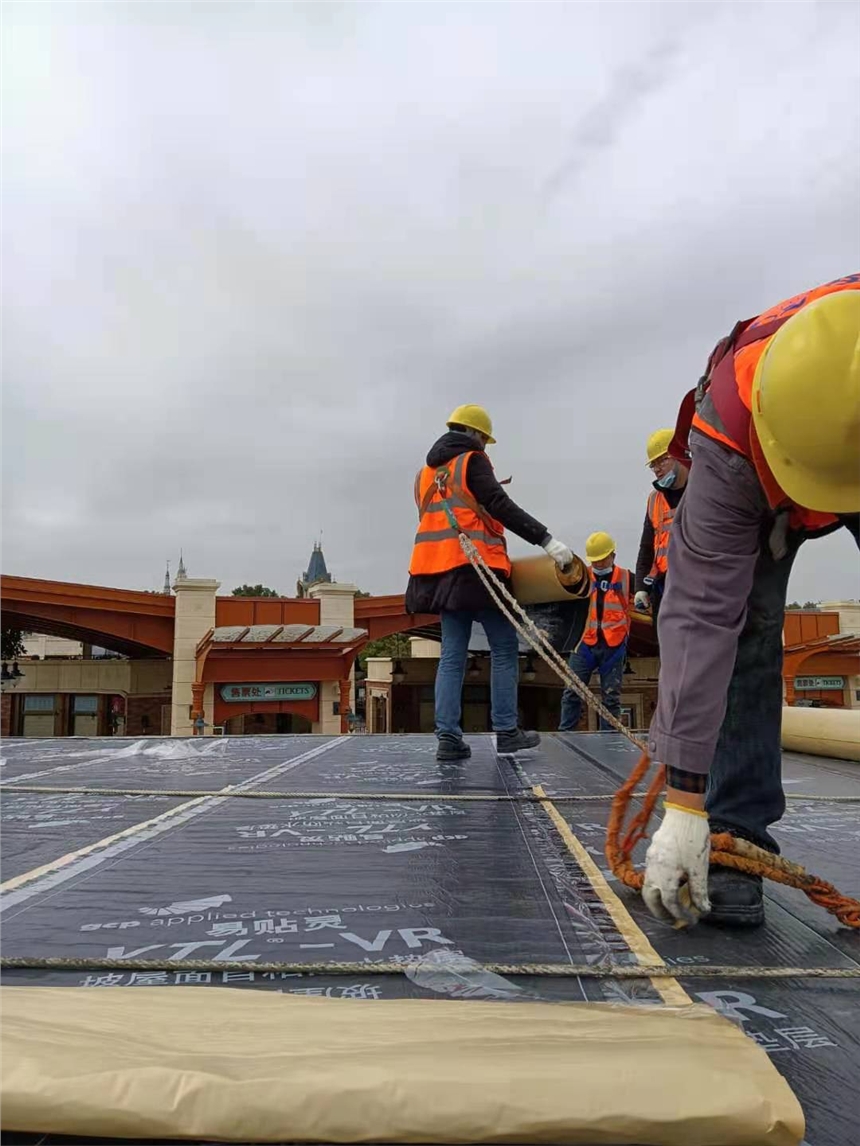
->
[[3, 1, 859, 603]]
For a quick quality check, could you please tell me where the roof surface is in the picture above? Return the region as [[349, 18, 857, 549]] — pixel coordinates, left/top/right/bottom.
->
[[2, 731, 857, 1145]]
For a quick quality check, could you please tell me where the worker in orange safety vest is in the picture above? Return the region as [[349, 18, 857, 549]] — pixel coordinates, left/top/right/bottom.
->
[[643, 276, 860, 929], [558, 532, 632, 733], [406, 404, 574, 761], [634, 428, 689, 631]]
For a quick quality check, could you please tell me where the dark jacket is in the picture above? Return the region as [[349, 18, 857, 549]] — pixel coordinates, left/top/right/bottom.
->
[[635, 481, 686, 593], [405, 432, 550, 614]]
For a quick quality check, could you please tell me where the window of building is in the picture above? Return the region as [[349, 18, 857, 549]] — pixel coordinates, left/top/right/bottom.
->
[[23, 694, 55, 712], [73, 695, 99, 713], [618, 706, 635, 729]]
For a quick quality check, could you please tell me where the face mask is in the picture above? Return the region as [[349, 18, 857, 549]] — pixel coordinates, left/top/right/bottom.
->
[[592, 564, 613, 577], [656, 469, 676, 489]]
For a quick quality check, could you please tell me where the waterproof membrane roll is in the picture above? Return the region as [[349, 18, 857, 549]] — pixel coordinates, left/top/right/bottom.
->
[[510, 554, 589, 605], [1, 986, 804, 1145]]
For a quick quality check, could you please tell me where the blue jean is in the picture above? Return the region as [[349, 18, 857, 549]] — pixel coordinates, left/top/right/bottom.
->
[[559, 641, 626, 731], [435, 609, 519, 738], [705, 538, 799, 852]]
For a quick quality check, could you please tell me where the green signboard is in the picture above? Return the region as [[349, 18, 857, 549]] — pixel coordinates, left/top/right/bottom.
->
[[220, 683, 317, 703], [794, 676, 845, 691]]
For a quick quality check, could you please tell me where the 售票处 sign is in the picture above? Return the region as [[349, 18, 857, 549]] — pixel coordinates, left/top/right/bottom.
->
[[794, 676, 845, 691], [220, 683, 317, 702]]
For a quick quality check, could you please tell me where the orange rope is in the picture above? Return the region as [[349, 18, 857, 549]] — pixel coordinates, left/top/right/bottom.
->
[[606, 752, 860, 929]]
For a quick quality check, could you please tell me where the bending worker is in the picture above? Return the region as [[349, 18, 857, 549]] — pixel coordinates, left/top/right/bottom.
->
[[643, 275, 860, 929], [634, 428, 689, 625], [406, 405, 574, 761], [559, 532, 631, 733]]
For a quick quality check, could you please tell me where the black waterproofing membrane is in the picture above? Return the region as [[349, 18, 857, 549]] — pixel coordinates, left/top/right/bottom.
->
[[1, 731, 858, 1145]]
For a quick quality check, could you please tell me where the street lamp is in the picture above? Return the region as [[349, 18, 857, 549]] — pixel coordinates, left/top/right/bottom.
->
[[391, 659, 406, 685], [521, 654, 536, 683], [0, 661, 24, 692], [467, 657, 481, 679]]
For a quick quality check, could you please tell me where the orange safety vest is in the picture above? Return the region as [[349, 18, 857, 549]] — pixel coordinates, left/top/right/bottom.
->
[[581, 565, 631, 648], [671, 274, 859, 531], [646, 489, 675, 578], [408, 450, 511, 577]]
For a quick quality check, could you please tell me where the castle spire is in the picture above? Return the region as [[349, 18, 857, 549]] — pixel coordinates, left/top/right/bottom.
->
[[300, 538, 332, 594]]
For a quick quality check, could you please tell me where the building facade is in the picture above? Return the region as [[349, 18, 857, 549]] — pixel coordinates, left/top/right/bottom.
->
[[3, 551, 858, 738]]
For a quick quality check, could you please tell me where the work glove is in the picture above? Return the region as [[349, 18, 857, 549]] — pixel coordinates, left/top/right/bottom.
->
[[542, 537, 574, 569], [634, 590, 651, 612], [642, 803, 711, 927]]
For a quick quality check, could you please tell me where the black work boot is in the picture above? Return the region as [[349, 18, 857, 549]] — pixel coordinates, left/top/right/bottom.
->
[[704, 869, 764, 928], [496, 728, 541, 754], [703, 822, 767, 927], [436, 736, 471, 762]]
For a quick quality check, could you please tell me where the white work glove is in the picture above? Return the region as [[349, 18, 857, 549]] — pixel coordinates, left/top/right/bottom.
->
[[642, 803, 711, 927], [543, 537, 574, 569], [634, 590, 651, 612]]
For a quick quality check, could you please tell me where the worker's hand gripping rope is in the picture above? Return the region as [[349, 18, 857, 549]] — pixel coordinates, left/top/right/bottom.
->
[[642, 803, 711, 927]]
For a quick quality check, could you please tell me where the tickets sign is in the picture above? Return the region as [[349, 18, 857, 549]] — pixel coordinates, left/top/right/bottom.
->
[[220, 683, 317, 702], [794, 676, 845, 691]]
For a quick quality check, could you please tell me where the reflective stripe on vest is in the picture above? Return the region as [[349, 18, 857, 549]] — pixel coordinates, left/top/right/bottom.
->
[[581, 566, 631, 648], [689, 277, 859, 522], [408, 451, 511, 577], [647, 489, 675, 578]]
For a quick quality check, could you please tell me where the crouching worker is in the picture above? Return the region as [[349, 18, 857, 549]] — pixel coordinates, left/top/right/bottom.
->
[[643, 278, 859, 928], [406, 404, 574, 761], [559, 532, 631, 732]]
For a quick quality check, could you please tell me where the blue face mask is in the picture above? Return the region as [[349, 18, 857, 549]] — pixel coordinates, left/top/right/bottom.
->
[[656, 469, 676, 490], [592, 564, 613, 577]]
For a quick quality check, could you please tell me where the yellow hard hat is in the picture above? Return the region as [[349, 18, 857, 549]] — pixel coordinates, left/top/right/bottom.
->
[[447, 404, 496, 444], [585, 531, 616, 563], [646, 428, 674, 465], [752, 291, 860, 513]]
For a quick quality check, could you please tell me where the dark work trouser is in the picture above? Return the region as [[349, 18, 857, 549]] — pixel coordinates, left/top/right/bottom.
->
[[559, 640, 627, 732], [705, 540, 801, 851]]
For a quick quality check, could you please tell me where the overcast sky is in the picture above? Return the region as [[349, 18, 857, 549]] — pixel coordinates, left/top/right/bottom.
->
[[2, 1, 859, 604]]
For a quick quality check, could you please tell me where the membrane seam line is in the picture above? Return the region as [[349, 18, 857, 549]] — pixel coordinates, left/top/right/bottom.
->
[[0, 739, 346, 897], [3, 956, 855, 978], [531, 784, 691, 1007], [0, 795, 214, 894], [2, 785, 852, 802], [489, 749, 582, 996]]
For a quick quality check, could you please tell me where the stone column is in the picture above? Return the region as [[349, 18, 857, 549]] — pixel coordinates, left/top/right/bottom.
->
[[171, 578, 219, 736], [339, 678, 351, 733], [307, 581, 357, 735]]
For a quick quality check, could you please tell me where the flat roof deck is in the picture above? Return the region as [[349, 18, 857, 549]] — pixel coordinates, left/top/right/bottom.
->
[[1, 732, 858, 1145]]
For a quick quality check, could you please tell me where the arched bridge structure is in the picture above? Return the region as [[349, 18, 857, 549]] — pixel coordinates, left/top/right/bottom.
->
[[1, 576, 176, 658], [1, 575, 438, 654]]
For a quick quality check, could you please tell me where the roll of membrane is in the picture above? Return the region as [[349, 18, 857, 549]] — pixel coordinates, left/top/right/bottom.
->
[[781, 705, 860, 762], [510, 554, 589, 605]]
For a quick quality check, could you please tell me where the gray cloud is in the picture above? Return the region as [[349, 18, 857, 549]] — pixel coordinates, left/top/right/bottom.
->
[[2, 0, 859, 605]]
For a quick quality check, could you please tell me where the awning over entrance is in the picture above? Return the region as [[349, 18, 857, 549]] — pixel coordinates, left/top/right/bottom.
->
[[194, 624, 369, 732], [203, 624, 367, 647], [783, 632, 860, 706]]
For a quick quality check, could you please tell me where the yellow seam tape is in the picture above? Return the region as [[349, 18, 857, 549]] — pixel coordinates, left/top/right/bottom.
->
[[532, 784, 691, 1007], [0, 794, 214, 893]]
